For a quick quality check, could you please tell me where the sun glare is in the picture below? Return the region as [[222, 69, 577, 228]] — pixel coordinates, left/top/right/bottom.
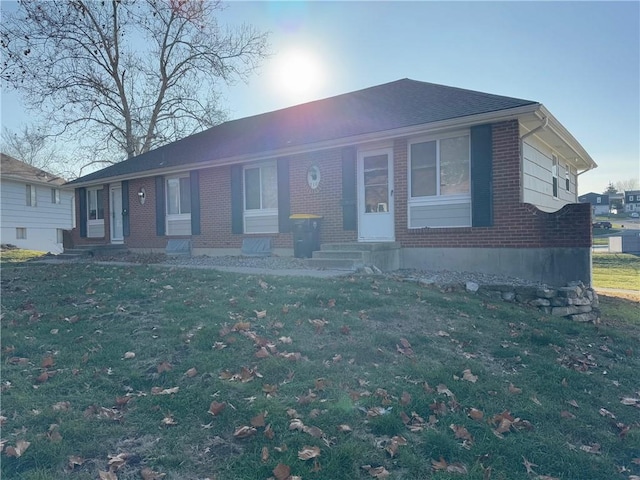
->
[[270, 48, 325, 103]]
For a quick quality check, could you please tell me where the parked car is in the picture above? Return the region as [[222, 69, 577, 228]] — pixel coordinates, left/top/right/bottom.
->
[[592, 221, 612, 229], [631, 212, 639, 218]]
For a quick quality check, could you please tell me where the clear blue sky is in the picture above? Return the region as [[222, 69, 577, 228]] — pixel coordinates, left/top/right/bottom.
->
[[1, 1, 639, 195]]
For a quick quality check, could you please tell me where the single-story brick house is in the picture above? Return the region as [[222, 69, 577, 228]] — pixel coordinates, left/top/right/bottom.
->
[[66, 79, 597, 285]]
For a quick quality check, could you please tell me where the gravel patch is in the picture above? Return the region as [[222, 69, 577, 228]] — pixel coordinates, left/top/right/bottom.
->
[[86, 252, 542, 288]]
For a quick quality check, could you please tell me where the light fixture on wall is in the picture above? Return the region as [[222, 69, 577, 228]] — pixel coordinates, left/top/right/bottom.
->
[[138, 187, 146, 205]]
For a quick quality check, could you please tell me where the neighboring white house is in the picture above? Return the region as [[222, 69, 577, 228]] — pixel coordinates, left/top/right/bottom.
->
[[1, 153, 74, 253]]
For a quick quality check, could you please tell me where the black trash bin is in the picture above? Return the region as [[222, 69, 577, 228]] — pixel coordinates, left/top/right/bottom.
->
[[290, 214, 322, 258]]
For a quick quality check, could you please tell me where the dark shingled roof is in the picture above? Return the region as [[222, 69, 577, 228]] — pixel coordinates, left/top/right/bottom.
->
[[67, 79, 537, 185], [1, 153, 67, 186]]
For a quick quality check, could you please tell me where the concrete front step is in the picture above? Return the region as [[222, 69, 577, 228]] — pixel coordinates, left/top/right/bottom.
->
[[320, 242, 401, 252], [306, 242, 401, 271], [305, 257, 360, 271]]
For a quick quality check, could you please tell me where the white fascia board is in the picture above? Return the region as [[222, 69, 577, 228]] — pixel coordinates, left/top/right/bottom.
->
[[68, 103, 543, 188], [537, 105, 597, 171]]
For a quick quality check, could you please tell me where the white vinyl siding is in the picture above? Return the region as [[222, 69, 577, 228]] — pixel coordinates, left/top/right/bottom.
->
[[407, 131, 471, 228], [1, 178, 73, 253], [409, 202, 471, 228], [243, 162, 278, 234], [522, 138, 576, 212], [166, 176, 192, 236]]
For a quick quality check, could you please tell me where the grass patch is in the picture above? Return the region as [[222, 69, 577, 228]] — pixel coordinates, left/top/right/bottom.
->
[[1, 262, 639, 479], [593, 253, 640, 290], [0, 247, 46, 263]]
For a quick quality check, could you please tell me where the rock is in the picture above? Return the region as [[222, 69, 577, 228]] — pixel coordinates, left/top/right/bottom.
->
[[530, 298, 551, 307], [501, 291, 516, 302], [362, 266, 374, 275], [465, 281, 479, 293], [551, 306, 580, 316], [536, 287, 556, 299], [515, 286, 538, 301], [575, 305, 592, 313], [418, 277, 437, 286], [371, 265, 382, 274], [570, 297, 592, 306], [558, 286, 582, 298], [551, 297, 570, 307]]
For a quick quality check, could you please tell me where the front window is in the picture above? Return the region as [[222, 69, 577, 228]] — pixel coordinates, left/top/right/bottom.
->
[[410, 134, 470, 198], [244, 163, 277, 210], [16, 227, 26, 239], [51, 188, 61, 204], [88, 188, 104, 220], [166, 176, 191, 215]]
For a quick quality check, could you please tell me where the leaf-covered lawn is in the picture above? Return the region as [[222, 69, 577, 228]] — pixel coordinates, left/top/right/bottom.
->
[[1, 262, 639, 480]]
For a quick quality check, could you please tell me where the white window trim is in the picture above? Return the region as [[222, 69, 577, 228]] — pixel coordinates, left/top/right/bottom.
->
[[552, 154, 559, 199], [165, 175, 192, 235], [242, 161, 279, 234], [407, 130, 471, 206], [26, 184, 37, 206], [87, 187, 104, 225]]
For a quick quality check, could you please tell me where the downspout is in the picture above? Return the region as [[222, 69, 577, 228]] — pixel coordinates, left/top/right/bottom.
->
[[519, 116, 548, 203]]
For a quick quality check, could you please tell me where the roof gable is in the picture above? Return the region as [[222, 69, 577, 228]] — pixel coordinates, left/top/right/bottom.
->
[[68, 79, 538, 186], [1, 153, 67, 186]]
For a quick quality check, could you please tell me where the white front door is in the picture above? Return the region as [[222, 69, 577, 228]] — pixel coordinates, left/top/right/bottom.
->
[[357, 148, 394, 241], [110, 185, 124, 243]]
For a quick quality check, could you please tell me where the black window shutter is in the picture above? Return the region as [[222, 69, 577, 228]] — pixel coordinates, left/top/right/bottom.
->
[[230, 165, 243, 234], [277, 158, 291, 233], [121, 181, 130, 237], [155, 176, 166, 236], [190, 170, 201, 235], [341, 147, 357, 230], [470, 124, 493, 227], [78, 187, 87, 238]]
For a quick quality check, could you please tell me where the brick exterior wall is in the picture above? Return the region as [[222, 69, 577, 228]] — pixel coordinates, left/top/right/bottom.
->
[[394, 120, 592, 249], [72, 119, 590, 252]]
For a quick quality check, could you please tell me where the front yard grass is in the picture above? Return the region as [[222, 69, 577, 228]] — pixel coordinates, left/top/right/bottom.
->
[[1, 261, 639, 479], [592, 253, 640, 291]]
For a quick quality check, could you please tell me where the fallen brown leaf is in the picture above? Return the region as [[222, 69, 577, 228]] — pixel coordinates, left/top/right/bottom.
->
[[233, 425, 257, 439], [208, 401, 226, 416], [140, 467, 166, 480], [298, 445, 321, 460], [273, 463, 291, 480]]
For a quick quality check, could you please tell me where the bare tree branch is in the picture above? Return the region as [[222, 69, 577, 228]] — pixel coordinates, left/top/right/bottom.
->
[[1, 0, 270, 167]]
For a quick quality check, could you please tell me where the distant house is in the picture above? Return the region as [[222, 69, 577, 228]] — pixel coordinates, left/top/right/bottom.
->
[[65, 79, 597, 285], [1, 154, 74, 253], [578, 192, 610, 216], [624, 190, 640, 212]]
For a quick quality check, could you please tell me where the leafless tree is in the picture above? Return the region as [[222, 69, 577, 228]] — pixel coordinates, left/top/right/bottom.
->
[[615, 178, 639, 193], [1, 124, 87, 179], [1, 0, 269, 165]]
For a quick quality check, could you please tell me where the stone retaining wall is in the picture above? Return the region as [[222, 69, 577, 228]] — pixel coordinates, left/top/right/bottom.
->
[[474, 281, 600, 323]]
